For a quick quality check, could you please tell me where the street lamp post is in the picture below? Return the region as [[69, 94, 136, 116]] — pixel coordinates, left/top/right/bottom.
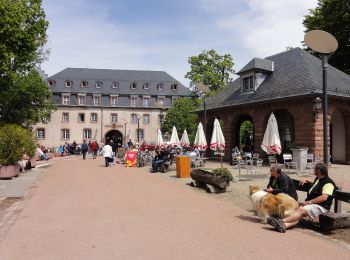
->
[[122, 120, 128, 146], [305, 30, 338, 164], [194, 82, 210, 136], [137, 115, 141, 144]]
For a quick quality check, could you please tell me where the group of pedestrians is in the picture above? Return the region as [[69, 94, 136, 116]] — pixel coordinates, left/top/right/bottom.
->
[[264, 163, 336, 233]]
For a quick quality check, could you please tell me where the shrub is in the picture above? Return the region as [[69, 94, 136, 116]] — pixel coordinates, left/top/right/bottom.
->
[[0, 124, 36, 165], [212, 168, 233, 181]]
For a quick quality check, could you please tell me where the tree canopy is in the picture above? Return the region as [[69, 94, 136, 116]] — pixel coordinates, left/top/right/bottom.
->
[[185, 49, 234, 96], [0, 0, 55, 126], [163, 98, 199, 144], [303, 0, 350, 74]]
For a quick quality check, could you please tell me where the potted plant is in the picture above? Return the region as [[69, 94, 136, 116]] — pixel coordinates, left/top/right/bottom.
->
[[0, 124, 36, 178], [190, 167, 233, 191]]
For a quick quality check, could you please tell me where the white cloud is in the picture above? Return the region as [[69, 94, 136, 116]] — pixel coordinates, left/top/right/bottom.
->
[[41, 0, 318, 86]]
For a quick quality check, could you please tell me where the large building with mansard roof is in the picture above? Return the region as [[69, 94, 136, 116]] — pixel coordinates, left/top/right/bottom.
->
[[34, 68, 191, 147]]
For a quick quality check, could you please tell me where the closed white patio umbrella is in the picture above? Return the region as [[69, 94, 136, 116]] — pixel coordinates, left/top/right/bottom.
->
[[180, 129, 190, 147], [156, 129, 164, 147], [194, 122, 207, 151], [210, 118, 225, 167], [261, 113, 282, 155], [169, 126, 180, 147]]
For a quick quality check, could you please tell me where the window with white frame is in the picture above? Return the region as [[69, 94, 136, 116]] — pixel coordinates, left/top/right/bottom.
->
[[91, 113, 97, 123], [111, 113, 118, 123], [143, 114, 150, 124], [78, 95, 86, 105], [130, 82, 137, 90], [62, 113, 69, 123], [48, 80, 55, 87], [158, 97, 165, 105], [95, 81, 103, 88], [78, 113, 85, 123], [143, 97, 150, 107], [112, 81, 119, 88], [171, 84, 178, 90], [243, 76, 254, 91], [157, 83, 164, 91], [131, 97, 137, 107], [65, 80, 73, 87], [131, 114, 137, 124], [62, 95, 70, 105], [143, 83, 149, 89], [61, 129, 70, 140], [83, 129, 92, 139], [111, 96, 118, 106], [36, 128, 45, 139], [136, 129, 144, 140], [81, 81, 88, 88], [93, 96, 100, 106]]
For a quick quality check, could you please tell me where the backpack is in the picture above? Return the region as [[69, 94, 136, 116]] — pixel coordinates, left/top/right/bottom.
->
[[81, 143, 88, 151]]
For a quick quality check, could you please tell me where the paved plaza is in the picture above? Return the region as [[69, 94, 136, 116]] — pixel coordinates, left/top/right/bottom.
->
[[0, 156, 349, 259]]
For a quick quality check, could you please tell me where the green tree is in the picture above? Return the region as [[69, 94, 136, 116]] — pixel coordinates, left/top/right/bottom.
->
[[0, 0, 55, 126], [0, 0, 48, 74], [303, 0, 350, 74], [185, 49, 234, 95], [163, 98, 199, 144], [239, 121, 253, 145], [0, 70, 55, 126]]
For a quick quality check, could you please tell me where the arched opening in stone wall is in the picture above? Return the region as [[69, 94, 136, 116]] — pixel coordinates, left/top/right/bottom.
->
[[105, 130, 123, 148], [330, 110, 346, 163], [235, 115, 254, 153], [273, 109, 295, 154]]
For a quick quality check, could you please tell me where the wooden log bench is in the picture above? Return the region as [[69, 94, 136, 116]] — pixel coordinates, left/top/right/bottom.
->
[[292, 179, 350, 232]]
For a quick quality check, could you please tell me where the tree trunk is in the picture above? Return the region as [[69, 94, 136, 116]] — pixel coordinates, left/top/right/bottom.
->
[[190, 169, 230, 189]]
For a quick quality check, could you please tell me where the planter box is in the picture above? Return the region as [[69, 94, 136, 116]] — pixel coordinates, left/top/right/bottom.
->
[[190, 169, 230, 189], [0, 164, 20, 179]]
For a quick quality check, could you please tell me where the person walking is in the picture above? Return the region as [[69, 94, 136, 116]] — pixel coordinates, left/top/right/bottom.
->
[[81, 140, 89, 160], [100, 141, 113, 167], [90, 141, 99, 159]]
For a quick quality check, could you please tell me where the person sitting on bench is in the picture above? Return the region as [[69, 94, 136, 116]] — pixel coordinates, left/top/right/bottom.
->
[[268, 163, 336, 233], [151, 147, 166, 173]]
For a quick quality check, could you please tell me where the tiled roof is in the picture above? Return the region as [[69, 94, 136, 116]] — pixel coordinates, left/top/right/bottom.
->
[[48, 68, 191, 96], [205, 48, 350, 110], [237, 57, 274, 74]]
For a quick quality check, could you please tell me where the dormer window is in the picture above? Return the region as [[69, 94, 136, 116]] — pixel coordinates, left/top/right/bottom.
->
[[143, 83, 149, 90], [130, 82, 137, 90], [242, 76, 254, 92], [65, 80, 73, 87], [171, 84, 178, 90], [95, 81, 103, 88], [81, 81, 88, 88], [157, 83, 164, 91], [112, 81, 119, 88], [48, 80, 56, 87]]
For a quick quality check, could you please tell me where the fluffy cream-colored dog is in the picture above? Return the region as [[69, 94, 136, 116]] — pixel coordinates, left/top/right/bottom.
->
[[249, 185, 298, 224]]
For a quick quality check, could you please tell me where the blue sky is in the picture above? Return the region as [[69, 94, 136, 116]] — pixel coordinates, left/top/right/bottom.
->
[[41, 0, 318, 86]]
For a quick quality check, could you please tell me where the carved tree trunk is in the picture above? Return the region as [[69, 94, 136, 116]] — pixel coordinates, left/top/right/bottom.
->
[[190, 169, 230, 189]]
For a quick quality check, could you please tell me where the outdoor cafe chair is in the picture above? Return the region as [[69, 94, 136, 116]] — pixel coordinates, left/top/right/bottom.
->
[[283, 153, 297, 172]]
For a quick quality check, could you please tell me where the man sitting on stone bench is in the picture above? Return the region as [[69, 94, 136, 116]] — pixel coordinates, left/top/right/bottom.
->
[[268, 163, 336, 233]]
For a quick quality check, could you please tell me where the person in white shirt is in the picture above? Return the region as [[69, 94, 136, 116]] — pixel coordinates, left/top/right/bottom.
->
[[100, 141, 113, 167]]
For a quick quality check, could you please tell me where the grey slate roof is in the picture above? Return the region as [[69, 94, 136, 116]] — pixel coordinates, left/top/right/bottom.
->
[[48, 68, 191, 96], [237, 57, 274, 74], [205, 47, 350, 110]]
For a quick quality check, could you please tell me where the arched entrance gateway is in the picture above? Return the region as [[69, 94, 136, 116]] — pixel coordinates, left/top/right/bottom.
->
[[330, 110, 346, 163], [105, 130, 123, 148], [235, 115, 254, 153], [273, 109, 295, 154]]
